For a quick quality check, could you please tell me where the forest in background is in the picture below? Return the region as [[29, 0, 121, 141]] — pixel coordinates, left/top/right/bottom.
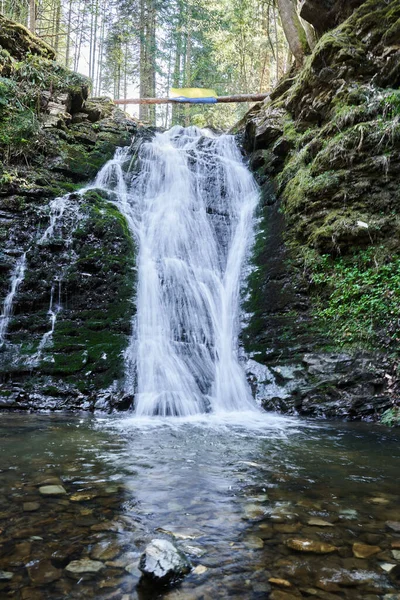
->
[[0, 0, 304, 127]]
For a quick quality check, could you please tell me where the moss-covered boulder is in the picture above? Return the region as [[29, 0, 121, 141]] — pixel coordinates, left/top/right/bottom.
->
[[0, 14, 55, 60]]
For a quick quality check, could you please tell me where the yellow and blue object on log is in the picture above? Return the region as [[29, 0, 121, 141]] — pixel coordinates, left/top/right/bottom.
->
[[169, 88, 218, 104]]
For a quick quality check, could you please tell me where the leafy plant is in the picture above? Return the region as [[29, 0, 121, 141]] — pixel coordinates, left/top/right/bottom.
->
[[380, 407, 400, 426], [310, 248, 400, 348]]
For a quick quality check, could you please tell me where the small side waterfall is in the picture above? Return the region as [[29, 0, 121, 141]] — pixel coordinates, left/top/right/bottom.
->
[[28, 279, 62, 365], [0, 253, 27, 347], [92, 126, 260, 416], [38, 195, 69, 243]]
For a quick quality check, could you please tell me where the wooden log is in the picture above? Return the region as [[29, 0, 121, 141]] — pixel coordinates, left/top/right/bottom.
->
[[113, 93, 268, 105]]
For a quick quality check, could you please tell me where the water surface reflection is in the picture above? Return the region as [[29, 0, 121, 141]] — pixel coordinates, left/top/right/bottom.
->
[[0, 412, 399, 599]]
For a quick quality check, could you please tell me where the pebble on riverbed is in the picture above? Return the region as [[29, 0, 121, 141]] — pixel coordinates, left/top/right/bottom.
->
[[286, 538, 337, 554], [139, 539, 192, 583], [352, 542, 381, 558], [65, 559, 105, 579], [38, 485, 67, 496], [22, 502, 40, 512]]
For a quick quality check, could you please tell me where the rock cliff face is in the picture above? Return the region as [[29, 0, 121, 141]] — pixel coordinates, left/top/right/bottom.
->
[[0, 16, 137, 410], [241, 0, 400, 421]]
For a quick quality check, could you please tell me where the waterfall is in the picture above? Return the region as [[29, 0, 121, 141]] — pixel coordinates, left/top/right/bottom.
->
[[28, 279, 62, 365], [93, 126, 259, 416], [38, 195, 69, 243], [0, 253, 27, 347]]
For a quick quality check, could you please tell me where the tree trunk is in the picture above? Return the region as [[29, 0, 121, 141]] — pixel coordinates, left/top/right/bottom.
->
[[276, 0, 309, 65], [65, 0, 73, 67], [139, 0, 147, 121], [29, 0, 36, 33], [54, 0, 61, 57], [171, 0, 184, 125], [184, 15, 191, 127]]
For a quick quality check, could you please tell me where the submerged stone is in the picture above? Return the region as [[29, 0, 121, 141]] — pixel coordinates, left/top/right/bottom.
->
[[23, 502, 40, 512], [70, 492, 98, 502], [243, 504, 266, 519], [352, 543, 381, 558], [269, 578, 292, 587], [39, 485, 67, 496], [386, 521, 400, 533], [307, 518, 334, 527], [243, 535, 264, 549], [65, 559, 105, 579], [193, 565, 207, 575], [368, 497, 390, 505], [28, 560, 61, 585], [139, 539, 191, 582], [156, 527, 200, 540], [286, 538, 337, 554], [0, 571, 14, 581]]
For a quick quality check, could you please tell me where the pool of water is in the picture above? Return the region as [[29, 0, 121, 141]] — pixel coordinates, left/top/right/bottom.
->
[[0, 412, 399, 599]]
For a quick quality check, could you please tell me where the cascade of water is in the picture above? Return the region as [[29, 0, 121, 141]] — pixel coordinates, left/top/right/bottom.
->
[[29, 279, 62, 365], [39, 195, 69, 243], [0, 253, 27, 347], [93, 126, 259, 416]]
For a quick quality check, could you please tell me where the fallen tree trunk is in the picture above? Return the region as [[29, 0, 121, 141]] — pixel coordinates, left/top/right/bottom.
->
[[113, 93, 268, 105]]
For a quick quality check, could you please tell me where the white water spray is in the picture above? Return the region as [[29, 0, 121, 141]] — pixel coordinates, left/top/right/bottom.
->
[[0, 253, 27, 347], [93, 126, 259, 416]]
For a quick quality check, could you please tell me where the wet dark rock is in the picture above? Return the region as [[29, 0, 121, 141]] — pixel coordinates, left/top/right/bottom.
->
[[139, 538, 192, 583], [270, 590, 302, 600], [27, 559, 62, 585], [23, 502, 40, 512], [299, 0, 365, 36]]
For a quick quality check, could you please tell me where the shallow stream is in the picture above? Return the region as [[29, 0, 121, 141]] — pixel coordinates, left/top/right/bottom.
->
[[0, 412, 399, 599]]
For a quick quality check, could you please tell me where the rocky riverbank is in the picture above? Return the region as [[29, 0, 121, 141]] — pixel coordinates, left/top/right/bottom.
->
[[240, 0, 400, 424]]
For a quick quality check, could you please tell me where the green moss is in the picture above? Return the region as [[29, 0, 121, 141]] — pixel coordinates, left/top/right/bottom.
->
[[39, 192, 136, 391]]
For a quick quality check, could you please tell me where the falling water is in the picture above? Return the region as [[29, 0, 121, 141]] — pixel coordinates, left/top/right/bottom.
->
[[38, 195, 69, 243], [28, 279, 62, 365], [0, 253, 27, 347], [93, 126, 259, 416]]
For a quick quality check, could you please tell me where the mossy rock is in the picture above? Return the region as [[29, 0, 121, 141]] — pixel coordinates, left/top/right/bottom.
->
[[0, 14, 55, 61]]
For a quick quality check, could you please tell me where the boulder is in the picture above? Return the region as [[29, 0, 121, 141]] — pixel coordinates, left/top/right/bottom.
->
[[299, 0, 365, 36], [139, 539, 191, 583], [0, 14, 55, 60]]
